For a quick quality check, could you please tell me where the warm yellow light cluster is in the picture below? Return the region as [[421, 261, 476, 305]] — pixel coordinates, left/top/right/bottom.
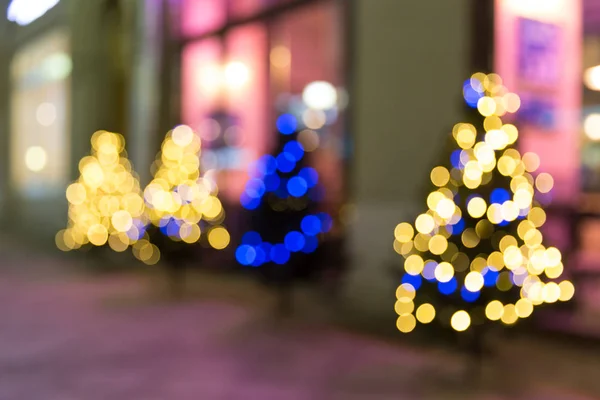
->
[[393, 73, 574, 333], [144, 125, 230, 249], [57, 131, 159, 265]]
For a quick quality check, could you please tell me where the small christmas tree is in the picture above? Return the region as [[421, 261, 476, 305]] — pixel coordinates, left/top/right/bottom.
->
[[144, 125, 230, 294], [393, 73, 575, 335], [235, 113, 333, 314], [57, 130, 158, 265]]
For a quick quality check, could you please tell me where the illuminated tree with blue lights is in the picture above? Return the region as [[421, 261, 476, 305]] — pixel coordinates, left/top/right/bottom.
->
[[393, 73, 574, 337], [236, 113, 333, 313]]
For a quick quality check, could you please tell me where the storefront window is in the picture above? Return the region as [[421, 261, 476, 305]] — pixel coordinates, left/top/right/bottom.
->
[[10, 29, 71, 198], [180, 0, 346, 212]]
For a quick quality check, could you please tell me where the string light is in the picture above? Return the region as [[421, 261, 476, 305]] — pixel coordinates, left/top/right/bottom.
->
[[393, 73, 573, 333]]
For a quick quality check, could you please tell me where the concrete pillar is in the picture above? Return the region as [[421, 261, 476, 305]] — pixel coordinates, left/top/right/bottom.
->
[[343, 0, 471, 320]]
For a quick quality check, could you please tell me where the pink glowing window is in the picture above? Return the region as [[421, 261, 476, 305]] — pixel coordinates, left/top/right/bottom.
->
[[180, 0, 226, 37]]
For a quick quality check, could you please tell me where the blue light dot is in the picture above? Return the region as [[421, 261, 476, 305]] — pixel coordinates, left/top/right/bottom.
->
[[302, 235, 319, 253], [402, 273, 422, 290], [264, 174, 281, 192], [498, 220, 510, 227], [450, 149, 462, 169], [317, 213, 333, 233], [423, 261, 437, 281], [270, 244, 291, 265], [236, 245, 257, 266], [259, 242, 272, 263], [299, 167, 319, 188], [284, 141, 305, 162], [240, 192, 261, 210], [276, 114, 297, 135], [287, 177, 308, 197], [438, 277, 457, 295], [450, 218, 465, 235], [276, 152, 296, 173], [483, 267, 499, 287], [251, 246, 266, 267], [461, 285, 480, 302], [242, 231, 262, 246], [166, 219, 181, 238], [463, 81, 482, 108], [490, 188, 511, 205], [284, 231, 306, 252], [301, 215, 322, 236], [256, 155, 277, 176], [246, 178, 266, 199]]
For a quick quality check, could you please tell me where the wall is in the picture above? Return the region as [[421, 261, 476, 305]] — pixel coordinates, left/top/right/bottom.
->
[[344, 0, 471, 320]]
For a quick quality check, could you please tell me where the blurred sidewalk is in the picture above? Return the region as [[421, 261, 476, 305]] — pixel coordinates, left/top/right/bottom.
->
[[0, 242, 600, 399]]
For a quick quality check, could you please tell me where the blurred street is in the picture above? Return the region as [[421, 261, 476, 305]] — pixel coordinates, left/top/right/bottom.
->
[[0, 238, 599, 400]]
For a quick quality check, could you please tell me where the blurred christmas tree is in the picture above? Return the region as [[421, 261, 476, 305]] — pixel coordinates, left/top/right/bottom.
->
[[236, 113, 333, 314], [144, 125, 230, 295], [393, 73, 575, 336], [57, 130, 158, 265]]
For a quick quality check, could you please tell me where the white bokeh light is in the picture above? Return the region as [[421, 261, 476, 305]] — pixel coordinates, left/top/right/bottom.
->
[[302, 81, 338, 110], [584, 66, 600, 91], [224, 61, 250, 88], [584, 114, 600, 141], [36, 102, 56, 126], [24, 146, 47, 172], [7, 0, 60, 26]]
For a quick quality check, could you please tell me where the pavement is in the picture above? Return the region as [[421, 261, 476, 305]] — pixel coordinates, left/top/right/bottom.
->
[[1, 240, 600, 399]]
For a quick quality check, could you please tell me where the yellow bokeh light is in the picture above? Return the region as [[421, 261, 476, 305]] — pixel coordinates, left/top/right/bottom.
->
[[416, 303, 436, 324], [396, 314, 417, 333], [87, 224, 108, 246], [467, 197, 487, 218], [475, 220, 494, 239], [558, 281, 575, 302], [487, 204, 503, 225], [478, 96, 497, 117], [501, 200, 520, 222], [436, 198, 456, 219], [430, 166, 450, 187], [428, 235, 448, 255], [515, 298, 534, 318], [461, 228, 480, 248], [522, 152, 540, 173], [450, 310, 471, 332], [394, 299, 414, 316], [394, 222, 414, 243], [405, 254, 424, 275], [396, 283, 416, 301], [542, 282, 561, 303], [415, 214, 435, 234], [208, 227, 230, 250], [464, 271, 484, 292], [111, 210, 133, 233], [503, 246, 523, 270], [528, 207, 547, 228], [501, 304, 518, 325], [502, 124, 519, 144], [434, 262, 454, 283], [486, 300, 504, 321], [485, 129, 509, 150], [536, 173, 554, 193]]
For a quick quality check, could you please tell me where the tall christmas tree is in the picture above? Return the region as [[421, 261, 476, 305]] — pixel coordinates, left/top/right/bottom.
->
[[393, 73, 575, 335], [57, 130, 159, 265], [144, 125, 230, 294], [235, 113, 333, 313]]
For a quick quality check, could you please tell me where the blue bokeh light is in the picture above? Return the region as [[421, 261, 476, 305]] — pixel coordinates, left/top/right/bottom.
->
[[302, 235, 319, 253], [463, 80, 482, 108], [284, 141, 305, 162], [240, 192, 261, 210], [451, 218, 465, 235], [246, 178, 266, 199], [271, 244, 291, 265], [402, 273, 422, 291], [423, 261, 437, 281], [276, 152, 296, 173], [259, 242, 272, 263], [317, 213, 333, 233], [299, 167, 319, 188], [256, 155, 277, 177], [483, 267, 499, 287], [236, 245, 257, 266], [450, 149, 462, 169], [166, 219, 181, 238], [264, 174, 281, 192], [242, 231, 262, 246], [284, 231, 306, 252], [276, 114, 297, 135], [461, 285, 480, 302], [438, 277, 457, 295], [251, 246, 266, 267], [301, 215, 322, 236], [490, 188, 511, 205], [287, 177, 308, 197]]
